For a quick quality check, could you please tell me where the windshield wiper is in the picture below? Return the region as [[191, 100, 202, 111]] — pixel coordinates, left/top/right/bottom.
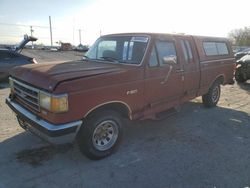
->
[[85, 56, 132, 64], [100, 56, 119, 63], [82, 56, 118, 62], [82, 55, 99, 62]]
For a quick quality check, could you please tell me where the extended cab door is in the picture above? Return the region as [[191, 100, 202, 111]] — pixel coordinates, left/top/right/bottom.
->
[[144, 37, 184, 113], [177, 36, 200, 99]]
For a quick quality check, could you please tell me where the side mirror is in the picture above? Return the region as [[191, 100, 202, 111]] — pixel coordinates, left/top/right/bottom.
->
[[162, 55, 177, 64]]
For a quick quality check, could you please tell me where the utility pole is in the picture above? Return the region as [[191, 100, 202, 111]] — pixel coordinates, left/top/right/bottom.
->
[[49, 16, 53, 47], [72, 18, 75, 46], [73, 27, 75, 46], [100, 29, 102, 36], [30, 26, 34, 49], [79, 29, 82, 45]]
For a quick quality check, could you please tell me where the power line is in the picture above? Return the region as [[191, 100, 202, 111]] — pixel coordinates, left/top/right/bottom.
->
[[0, 35, 23, 38], [0, 22, 49, 28]]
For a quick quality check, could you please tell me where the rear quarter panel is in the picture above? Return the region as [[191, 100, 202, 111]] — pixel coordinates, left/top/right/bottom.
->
[[193, 36, 235, 95]]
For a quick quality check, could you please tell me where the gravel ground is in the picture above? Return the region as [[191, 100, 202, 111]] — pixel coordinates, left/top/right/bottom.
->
[[0, 51, 250, 187]]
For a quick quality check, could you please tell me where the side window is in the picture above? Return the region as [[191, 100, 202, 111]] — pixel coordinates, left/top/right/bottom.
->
[[203, 42, 217, 56], [181, 40, 188, 62], [203, 42, 229, 56], [181, 40, 194, 63], [185, 41, 193, 60], [155, 41, 177, 66], [149, 46, 158, 67], [216, 42, 229, 55]]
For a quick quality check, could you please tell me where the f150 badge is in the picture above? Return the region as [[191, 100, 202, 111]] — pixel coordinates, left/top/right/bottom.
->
[[126, 89, 138, 95]]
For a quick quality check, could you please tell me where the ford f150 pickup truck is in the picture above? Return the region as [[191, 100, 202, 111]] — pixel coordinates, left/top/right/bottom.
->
[[6, 33, 235, 160]]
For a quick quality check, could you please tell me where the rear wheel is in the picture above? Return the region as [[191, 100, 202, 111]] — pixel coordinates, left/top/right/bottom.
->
[[235, 68, 247, 83], [77, 110, 123, 160], [202, 81, 221, 108]]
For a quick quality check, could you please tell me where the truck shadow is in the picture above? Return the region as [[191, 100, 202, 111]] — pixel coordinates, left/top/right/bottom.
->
[[0, 81, 9, 89], [0, 101, 250, 168], [15, 143, 73, 167]]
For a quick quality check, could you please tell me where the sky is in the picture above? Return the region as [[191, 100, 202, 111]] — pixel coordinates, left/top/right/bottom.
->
[[0, 0, 250, 45]]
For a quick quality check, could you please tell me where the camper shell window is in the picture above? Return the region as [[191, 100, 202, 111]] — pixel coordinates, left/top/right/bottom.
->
[[203, 42, 229, 56]]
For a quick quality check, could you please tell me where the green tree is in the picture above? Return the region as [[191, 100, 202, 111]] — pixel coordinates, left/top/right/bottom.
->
[[228, 27, 250, 46]]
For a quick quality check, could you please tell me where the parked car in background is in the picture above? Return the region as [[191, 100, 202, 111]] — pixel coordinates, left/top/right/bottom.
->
[[235, 54, 250, 82], [0, 35, 38, 81], [75, 44, 89, 52], [234, 48, 250, 60]]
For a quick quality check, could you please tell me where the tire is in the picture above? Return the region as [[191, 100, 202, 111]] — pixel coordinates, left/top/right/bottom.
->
[[202, 81, 221, 108], [77, 110, 123, 160], [235, 68, 247, 83]]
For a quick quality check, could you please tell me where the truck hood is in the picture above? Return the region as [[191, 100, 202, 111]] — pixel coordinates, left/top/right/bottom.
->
[[11, 60, 125, 92]]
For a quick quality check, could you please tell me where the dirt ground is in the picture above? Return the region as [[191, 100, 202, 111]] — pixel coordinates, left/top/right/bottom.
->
[[0, 50, 250, 187]]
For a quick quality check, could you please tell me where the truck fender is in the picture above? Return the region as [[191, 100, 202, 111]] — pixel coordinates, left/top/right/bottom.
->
[[213, 75, 225, 85], [206, 75, 225, 93], [84, 101, 132, 120]]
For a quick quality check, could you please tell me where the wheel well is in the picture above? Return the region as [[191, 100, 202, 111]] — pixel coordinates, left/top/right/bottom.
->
[[215, 75, 224, 85], [85, 102, 131, 120]]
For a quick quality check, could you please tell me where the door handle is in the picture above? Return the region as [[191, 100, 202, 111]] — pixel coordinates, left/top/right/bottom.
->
[[176, 69, 184, 73]]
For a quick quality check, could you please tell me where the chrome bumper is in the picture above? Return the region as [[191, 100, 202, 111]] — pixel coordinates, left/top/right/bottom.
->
[[6, 98, 83, 144]]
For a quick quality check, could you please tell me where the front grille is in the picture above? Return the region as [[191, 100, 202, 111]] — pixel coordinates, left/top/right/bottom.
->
[[12, 79, 40, 112]]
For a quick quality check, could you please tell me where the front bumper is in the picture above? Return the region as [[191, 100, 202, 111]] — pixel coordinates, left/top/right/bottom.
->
[[6, 98, 83, 144]]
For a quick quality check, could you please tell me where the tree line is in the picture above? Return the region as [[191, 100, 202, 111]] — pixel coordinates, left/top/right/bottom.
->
[[228, 27, 250, 46]]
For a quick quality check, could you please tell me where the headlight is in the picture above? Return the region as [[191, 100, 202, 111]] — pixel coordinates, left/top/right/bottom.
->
[[39, 92, 68, 113], [39, 92, 51, 110]]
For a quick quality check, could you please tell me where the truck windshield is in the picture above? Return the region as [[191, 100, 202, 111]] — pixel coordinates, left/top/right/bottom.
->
[[85, 35, 149, 65]]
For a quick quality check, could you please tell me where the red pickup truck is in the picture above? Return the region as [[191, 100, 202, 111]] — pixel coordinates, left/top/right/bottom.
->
[[6, 33, 235, 159]]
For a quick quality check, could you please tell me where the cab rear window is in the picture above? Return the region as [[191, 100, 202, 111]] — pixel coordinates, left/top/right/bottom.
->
[[203, 42, 229, 56]]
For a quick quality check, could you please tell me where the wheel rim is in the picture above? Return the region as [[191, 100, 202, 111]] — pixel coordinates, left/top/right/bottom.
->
[[211, 85, 220, 103], [92, 120, 119, 151]]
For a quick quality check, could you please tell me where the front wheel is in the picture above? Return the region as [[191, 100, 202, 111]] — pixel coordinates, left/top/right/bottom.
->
[[202, 81, 221, 108], [77, 110, 123, 160]]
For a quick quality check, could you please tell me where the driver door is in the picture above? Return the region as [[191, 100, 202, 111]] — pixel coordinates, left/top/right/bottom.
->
[[144, 37, 184, 113]]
